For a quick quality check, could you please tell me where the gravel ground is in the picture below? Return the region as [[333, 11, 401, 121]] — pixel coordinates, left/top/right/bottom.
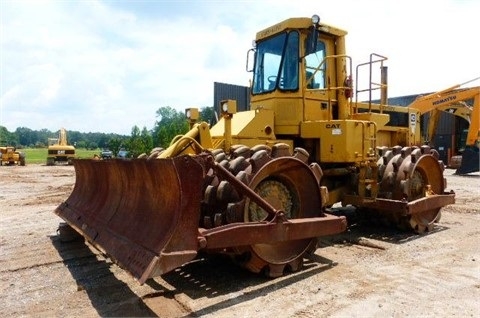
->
[[1, 164, 479, 317]]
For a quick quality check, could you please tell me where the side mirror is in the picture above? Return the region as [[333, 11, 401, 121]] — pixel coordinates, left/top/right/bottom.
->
[[246, 48, 255, 72], [305, 26, 319, 56]]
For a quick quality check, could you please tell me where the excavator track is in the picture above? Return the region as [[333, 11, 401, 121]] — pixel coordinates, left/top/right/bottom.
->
[[376, 145, 446, 233], [199, 144, 323, 277]]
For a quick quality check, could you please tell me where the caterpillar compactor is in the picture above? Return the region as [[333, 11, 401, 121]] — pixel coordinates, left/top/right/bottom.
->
[[55, 15, 455, 284]]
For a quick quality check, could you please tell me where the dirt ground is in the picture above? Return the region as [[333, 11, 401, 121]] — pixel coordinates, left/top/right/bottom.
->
[[1, 163, 479, 317]]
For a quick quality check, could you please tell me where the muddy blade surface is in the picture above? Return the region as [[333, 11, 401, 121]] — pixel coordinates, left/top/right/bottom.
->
[[54, 157, 206, 284]]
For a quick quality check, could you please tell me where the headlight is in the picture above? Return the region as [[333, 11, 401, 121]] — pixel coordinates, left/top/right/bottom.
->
[[185, 108, 199, 120], [311, 14, 320, 25], [220, 99, 236, 114]]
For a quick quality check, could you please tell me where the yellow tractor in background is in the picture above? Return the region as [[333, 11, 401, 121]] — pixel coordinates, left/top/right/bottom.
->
[[47, 128, 76, 166], [55, 15, 455, 284], [0, 146, 26, 166]]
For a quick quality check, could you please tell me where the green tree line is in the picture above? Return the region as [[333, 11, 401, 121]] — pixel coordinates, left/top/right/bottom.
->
[[0, 106, 215, 157]]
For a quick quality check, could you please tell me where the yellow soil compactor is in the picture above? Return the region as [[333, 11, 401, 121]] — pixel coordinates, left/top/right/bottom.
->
[[55, 15, 455, 284]]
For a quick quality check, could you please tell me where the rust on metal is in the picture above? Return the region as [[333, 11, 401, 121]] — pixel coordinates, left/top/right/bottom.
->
[[54, 153, 347, 284], [211, 156, 281, 218], [344, 192, 455, 216], [406, 192, 455, 215], [55, 156, 208, 284], [200, 212, 347, 249]]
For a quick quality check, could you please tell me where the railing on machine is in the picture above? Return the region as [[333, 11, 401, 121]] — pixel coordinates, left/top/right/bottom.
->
[[307, 54, 377, 162], [305, 54, 353, 120], [354, 53, 388, 113], [306, 54, 353, 92]]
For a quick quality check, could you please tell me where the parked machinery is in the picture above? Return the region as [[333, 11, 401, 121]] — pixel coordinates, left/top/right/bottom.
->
[[47, 128, 76, 165], [407, 81, 479, 174], [55, 15, 455, 284], [0, 146, 26, 166], [454, 97, 480, 174]]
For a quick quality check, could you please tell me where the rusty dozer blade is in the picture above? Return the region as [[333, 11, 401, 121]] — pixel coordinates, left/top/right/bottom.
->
[[55, 153, 347, 284], [54, 156, 207, 284]]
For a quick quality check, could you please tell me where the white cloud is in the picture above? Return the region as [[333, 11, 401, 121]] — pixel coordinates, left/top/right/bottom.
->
[[1, 0, 479, 135]]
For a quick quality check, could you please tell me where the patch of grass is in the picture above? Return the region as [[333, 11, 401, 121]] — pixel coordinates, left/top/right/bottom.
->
[[22, 148, 101, 164]]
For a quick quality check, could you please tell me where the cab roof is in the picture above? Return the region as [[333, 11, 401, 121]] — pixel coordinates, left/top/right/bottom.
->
[[256, 17, 347, 40]]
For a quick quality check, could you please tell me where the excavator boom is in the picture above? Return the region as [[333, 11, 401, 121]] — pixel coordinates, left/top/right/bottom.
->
[[408, 81, 479, 173]]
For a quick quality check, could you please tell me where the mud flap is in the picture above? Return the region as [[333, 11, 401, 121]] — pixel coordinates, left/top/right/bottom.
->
[[54, 156, 207, 284]]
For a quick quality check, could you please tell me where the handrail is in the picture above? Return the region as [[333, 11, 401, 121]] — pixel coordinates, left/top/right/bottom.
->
[[306, 54, 353, 90], [304, 54, 353, 120], [355, 53, 388, 113]]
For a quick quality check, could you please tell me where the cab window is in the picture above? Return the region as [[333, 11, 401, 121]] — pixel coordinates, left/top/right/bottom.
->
[[305, 40, 326, 89], [252, 31, 299, 94]]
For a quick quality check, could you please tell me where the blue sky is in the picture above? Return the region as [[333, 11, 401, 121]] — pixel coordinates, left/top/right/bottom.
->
[[1, 0, 479, 135]]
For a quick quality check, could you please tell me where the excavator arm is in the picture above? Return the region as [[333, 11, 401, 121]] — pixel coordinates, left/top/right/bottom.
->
[[425, 102, 472, 144], [407, 80, 479, 173], [58, 128, 68, 146], [408, 80, 479, 116]]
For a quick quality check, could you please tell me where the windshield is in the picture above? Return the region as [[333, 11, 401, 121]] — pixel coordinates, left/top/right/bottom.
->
[[252, 31, 299, 94]]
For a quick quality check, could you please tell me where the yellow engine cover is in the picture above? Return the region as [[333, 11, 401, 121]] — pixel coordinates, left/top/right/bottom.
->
[[301, 120, 376, 163]]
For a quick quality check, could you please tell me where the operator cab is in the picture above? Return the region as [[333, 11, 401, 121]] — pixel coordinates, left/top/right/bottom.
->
[[251, 26, 326, 93], [249, 15, 337, 96], [247, 15, 350, 127]]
